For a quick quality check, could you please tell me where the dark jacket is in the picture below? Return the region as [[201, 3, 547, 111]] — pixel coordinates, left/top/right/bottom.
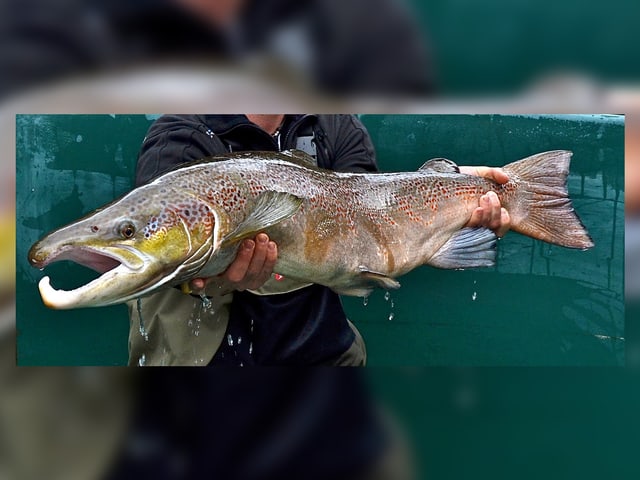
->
[[135, 114, 378, 365]]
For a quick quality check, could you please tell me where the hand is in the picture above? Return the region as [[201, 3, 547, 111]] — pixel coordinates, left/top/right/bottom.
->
[[190, 233, 278, 295], [460, 166, 511, 238]]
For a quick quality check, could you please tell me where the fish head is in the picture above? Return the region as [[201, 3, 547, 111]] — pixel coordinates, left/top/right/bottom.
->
[[28, 185, 216, 309]]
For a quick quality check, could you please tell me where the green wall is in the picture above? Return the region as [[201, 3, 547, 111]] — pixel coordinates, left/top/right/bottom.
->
[[16, 115, 153, 365], [15, 114, 624, 365], [411, 0, 640, 93]]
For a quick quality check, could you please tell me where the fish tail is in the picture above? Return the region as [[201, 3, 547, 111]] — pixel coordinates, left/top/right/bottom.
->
[[501, 150, 594, 249]]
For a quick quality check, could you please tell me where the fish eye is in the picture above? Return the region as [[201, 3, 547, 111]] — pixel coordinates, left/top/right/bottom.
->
[[119, 222, 136, 239]]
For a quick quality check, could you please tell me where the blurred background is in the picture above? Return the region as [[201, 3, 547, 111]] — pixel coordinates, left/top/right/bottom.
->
[[2, 0, 639, 479]]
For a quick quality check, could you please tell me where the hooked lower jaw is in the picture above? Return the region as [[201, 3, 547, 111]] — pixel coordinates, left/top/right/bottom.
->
[[37, 262, 161, 309], [31, 244, 154, 309], [31, 237, 212, 309]]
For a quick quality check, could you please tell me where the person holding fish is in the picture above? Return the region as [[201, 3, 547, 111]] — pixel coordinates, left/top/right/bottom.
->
[[128, 114, 511, 367]]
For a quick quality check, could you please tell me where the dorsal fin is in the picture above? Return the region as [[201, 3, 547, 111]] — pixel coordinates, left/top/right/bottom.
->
[[419, 158, 460, 173], [281, 149, 318, 168]]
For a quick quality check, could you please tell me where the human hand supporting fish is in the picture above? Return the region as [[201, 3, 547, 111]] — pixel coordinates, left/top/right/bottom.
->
[[190, 233, 278, 295], [460, 167, 511, 238], [190, 166, 512, 297]]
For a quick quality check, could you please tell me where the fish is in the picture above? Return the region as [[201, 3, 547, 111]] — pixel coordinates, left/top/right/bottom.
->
[[28, 149, 593, 309]]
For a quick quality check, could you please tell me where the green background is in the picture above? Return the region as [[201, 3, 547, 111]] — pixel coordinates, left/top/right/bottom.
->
[[411, 0, 640, 94], [15, 114, 624, 366]]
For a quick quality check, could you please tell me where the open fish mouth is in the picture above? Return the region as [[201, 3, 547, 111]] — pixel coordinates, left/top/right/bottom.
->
[[29, 243, 145, 272], [31, 246, 121, 273], [30, 244, 154, 309]]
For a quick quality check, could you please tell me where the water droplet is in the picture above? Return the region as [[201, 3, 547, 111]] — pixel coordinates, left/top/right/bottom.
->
[[138, 354, 146, 366], [249, 342, 253, 355], [76, 134, 83, 143], [200, 294, 212, 310], [136, 298, 149, 341], [237, 336, 242, 345], [471, 291, 477, 301], [363, 296, 369, 306], [227, 334, 234, 346], [386, 291, 396, 320]]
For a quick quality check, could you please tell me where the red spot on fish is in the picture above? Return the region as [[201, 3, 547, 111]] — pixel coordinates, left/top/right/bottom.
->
[[274, 273, 284, 281]]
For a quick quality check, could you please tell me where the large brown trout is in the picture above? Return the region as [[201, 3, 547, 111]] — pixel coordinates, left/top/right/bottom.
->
[[28, 149, 593, 309]]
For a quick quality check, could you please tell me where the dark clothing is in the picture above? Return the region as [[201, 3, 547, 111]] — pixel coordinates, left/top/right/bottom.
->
[[136, 114, 377, 181], [222, 285, 352, 365], [135, 114, 378, 365]]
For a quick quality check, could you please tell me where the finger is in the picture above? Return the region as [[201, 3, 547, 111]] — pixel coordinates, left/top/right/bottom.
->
[[485, 191, 502, 231], [190, 278, 206, 291], [264, 241, 278, 272], [496, 207, 511, 238], [246, 241, 277, 290], [464, 166, 509, 184], [489, 168, 509, 184], [466, 206, 484, 228], [224, 239, 255, 284], [244, 233, 270, 287], [478, 193, 493, 226], [480, 167, 509, 184]]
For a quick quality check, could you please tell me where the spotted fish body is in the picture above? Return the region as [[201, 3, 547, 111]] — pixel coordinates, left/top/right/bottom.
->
[[28, 150, 593, 309]]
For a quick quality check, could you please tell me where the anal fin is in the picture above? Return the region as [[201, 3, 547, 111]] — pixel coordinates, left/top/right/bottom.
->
[[429, 227, 496, 269]]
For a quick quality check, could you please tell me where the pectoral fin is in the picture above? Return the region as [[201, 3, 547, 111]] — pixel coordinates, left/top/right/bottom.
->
[[221, 191, 303, 246], [429, 227, 496, 269]]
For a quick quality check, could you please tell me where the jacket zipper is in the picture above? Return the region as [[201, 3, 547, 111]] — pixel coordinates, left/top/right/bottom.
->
[[200, 114, 318, 152], [281, 114, 316, 151]]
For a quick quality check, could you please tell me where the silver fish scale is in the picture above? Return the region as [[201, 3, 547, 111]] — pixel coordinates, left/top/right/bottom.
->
[[171, 158, 483, 282], [160, 157, 490, 238]]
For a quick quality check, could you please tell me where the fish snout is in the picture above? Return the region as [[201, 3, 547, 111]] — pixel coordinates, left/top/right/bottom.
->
[[28, 241, 50, 269]]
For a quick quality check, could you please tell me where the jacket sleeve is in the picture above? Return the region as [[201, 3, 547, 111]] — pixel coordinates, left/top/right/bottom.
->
[[317, 115, 378, 173], [135, 115, 228, 187]]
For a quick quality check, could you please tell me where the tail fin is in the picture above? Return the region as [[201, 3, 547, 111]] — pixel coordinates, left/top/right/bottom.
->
[[502, 150, 594, 249]]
